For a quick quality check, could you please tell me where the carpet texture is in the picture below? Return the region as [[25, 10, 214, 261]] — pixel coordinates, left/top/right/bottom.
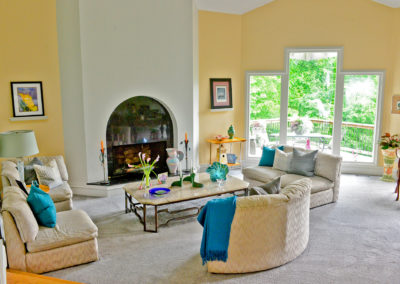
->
[[46, 174, 400, 283]]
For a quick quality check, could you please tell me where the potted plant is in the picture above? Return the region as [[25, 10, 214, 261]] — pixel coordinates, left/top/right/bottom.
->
[[379, 133, 399, 182]]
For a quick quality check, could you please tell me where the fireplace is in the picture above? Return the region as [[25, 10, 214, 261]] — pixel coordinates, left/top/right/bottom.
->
[[106, 96, 173, 183]]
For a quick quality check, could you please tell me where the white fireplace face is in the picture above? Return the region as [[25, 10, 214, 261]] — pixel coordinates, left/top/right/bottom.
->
[[58, 0, 198, 188]]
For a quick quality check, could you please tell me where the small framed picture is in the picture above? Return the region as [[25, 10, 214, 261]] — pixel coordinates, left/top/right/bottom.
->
[[10, 81, 45, 117], [392, 95, 400, 114], [210, 78, 232, 109]]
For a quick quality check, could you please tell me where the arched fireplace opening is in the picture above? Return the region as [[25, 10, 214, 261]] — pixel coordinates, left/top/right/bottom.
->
[[106, 96, 173, 183]]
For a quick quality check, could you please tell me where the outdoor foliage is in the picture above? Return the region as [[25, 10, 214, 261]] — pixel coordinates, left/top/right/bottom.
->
[[249, 54, 379, 156]]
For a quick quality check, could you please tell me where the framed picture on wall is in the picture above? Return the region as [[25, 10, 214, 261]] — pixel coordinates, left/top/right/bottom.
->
[[392, 95, 400, 114], [210, 78, 233, 110], [10, 81, 45, 117]]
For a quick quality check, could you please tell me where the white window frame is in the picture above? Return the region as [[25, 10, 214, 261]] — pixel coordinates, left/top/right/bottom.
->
[[245, 71, 286, 163], [245, 47, 385, 171], [340, 71, 385, 166]]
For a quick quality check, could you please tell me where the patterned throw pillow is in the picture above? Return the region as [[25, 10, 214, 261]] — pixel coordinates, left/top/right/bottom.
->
[[273, 148, 293, 172], [33, 160, 63, 188]]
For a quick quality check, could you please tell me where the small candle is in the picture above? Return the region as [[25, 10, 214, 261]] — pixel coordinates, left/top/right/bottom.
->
[[185, 132, 188, 143], [101, 140, 104, 154]]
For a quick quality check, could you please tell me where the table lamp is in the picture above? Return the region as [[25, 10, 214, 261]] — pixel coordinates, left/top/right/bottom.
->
[[0, 130, 39, 181]]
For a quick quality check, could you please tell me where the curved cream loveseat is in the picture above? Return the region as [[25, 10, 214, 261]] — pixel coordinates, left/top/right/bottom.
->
[[207, 178, 311, 273]]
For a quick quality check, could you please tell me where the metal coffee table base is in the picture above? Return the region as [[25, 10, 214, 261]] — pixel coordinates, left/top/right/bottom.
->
[[124, 189, 248, 233]]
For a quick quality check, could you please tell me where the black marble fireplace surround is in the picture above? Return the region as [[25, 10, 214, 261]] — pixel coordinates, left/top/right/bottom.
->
[[106, 96, 173, 184]]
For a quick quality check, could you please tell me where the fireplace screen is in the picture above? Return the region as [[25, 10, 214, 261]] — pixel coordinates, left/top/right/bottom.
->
[[106, 96, 173, 182]]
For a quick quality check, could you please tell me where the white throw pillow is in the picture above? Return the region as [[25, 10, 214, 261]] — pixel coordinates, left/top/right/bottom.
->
[[273, 148, 293, 172], [33, 160, 63, 188]]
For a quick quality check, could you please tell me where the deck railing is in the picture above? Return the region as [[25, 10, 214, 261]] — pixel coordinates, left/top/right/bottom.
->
[[250, 118, 375, 156]]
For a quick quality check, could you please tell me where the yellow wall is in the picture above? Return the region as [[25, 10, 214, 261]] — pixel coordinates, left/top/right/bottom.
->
[[198, 11, 244, 164], [199, 0, 400, 164], [391, 9, 400, 133], [0, 0, 64, 156]]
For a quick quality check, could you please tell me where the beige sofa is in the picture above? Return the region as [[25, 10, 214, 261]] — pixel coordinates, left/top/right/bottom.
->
[[1, 186, 99, 273], [208, 178, 311, 273], [1, 156, 73, 212], [243, 145, 342, 208]]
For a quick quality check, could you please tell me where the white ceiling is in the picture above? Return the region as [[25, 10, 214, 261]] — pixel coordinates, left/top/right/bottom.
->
[[197, 0, 275, 15], [197, 0, 400, 15], [372, 0, 400, 8]]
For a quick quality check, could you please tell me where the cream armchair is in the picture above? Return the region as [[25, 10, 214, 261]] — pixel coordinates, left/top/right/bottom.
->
[[1, 155, 73, 212], [207, 178, 311, 273], [1, 186, 99, 273]]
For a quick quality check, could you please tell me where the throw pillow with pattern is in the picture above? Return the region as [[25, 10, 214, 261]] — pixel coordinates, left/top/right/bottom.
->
[[33, 160, 63, 188]]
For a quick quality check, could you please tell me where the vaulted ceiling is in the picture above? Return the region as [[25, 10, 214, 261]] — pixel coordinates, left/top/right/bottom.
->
[[197, 0, 400, 14]]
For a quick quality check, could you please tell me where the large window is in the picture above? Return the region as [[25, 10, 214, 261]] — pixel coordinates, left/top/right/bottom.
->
[[287, 52, 337, 152], [246, 48, 384, 166], [248, 74, 281, 157]]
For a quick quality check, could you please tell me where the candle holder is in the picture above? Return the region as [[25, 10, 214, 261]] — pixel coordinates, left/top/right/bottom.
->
[[99, 141, 110, 185], [180, 135, 191, 174]]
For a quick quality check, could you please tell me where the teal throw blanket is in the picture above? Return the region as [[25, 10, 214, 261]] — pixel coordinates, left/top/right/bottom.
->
[[197, 196, 237, 265]]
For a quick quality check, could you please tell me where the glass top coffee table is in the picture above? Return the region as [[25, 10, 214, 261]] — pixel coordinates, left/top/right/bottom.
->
[[123, 172, 249, 232]]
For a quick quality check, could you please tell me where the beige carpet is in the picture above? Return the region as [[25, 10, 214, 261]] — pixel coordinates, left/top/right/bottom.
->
[[47, 174, 400, 284]]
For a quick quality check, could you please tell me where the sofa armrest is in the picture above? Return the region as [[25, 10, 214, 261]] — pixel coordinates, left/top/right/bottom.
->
[[314, 152, 342, 202], [2, 211, 26, 271]]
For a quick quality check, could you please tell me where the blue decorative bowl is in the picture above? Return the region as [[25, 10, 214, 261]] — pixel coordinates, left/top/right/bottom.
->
[[149, 187, 170, 196]]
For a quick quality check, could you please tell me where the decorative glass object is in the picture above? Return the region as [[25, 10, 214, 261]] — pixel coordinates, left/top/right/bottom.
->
[[228, 125, 235, 139], [130, 152, 160, 189], [206, 162, 229, 182]]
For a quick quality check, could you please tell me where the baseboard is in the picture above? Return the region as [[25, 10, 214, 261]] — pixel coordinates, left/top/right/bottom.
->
[[341, 164, 383, 176]]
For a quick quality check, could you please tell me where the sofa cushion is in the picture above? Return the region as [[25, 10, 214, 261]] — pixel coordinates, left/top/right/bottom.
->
[[288, 149, 318, 177], [26, 209, 98, 253], [2, 186, 39, 243], [27, 185, 57, 228], [314, 152, 342, 182], [281, 174, 334, 194], [259, 146, 284, 167], [48, 182, 73, 202], [273, 148, 293, 172], [243, 166, 286, 183]]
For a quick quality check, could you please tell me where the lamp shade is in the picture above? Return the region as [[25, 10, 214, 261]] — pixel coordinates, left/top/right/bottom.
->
[[0, 130, 39, 158]]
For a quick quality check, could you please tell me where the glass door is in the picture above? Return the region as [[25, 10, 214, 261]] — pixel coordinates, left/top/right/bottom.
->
[[341, 74, 382, 163], [247, 74, 282, 157]]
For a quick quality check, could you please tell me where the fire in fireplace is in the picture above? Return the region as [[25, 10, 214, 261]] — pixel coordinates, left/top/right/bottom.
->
[[106, 96, 173, 183]]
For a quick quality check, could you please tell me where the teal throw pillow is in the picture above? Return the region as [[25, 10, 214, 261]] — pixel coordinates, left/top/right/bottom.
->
[[288, 148, 318, 177], [259, 146, 284, 167], [27, 184, 57, 228]]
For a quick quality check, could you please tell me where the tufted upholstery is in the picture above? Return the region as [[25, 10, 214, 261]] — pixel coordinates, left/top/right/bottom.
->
[[207, 178, 311, 273]]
